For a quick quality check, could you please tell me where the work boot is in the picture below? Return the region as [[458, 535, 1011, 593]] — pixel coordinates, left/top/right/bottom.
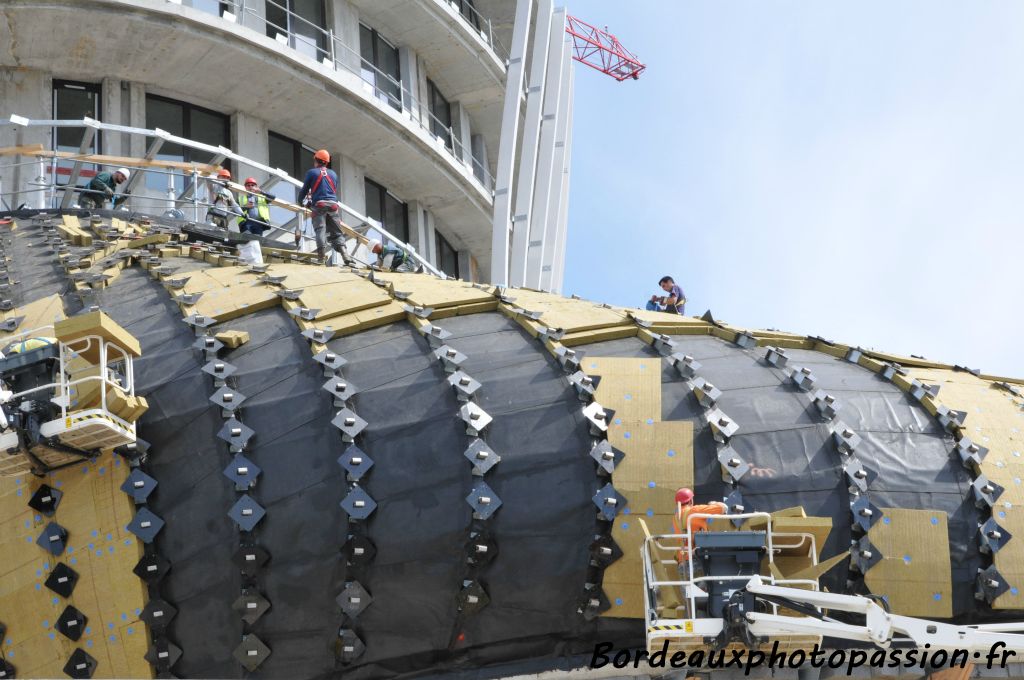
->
[[316, 247, 326, 265]]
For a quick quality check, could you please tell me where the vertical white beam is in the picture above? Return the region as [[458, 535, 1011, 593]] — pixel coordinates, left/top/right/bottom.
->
[[507, 0, 554, 287], [542, 60, 574, 292], [523, 9, 568, 288], [488, 0, 533, 286]]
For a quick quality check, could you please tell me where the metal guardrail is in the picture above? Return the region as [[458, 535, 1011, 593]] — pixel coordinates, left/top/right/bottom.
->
[[211, 0, 497, 191], [1, 116, 446, 278]]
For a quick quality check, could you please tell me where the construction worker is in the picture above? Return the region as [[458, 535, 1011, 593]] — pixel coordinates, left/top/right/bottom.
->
[[206, 168, 241, 230], [673, 487, 727, 566], [367, 239, 414, 272], [296, 149, 346, 262], [237, 177, 275, 236], [80, 167, 130, 210], [646, 276, 686, 315]]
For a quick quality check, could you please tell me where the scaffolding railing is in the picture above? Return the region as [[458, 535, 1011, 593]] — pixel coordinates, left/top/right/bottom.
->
[[0, 116, 446, 278], [216, 0, 497, 191]]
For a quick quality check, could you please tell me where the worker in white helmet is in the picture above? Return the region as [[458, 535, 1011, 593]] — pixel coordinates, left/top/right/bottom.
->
[[80, 167, 131, 210], [367, 238, 414, 272]]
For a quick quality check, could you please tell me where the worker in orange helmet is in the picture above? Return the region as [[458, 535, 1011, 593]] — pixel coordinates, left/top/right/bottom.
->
[[297, 148, 347, 263], [206, 168, 241, 230], [673, 487, 727, 564]]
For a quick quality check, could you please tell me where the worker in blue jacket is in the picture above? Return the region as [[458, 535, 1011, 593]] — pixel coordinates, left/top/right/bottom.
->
[[297, 149, 346, 263]]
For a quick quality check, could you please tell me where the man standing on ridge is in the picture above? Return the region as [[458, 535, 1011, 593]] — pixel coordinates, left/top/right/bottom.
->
[[297, 149, 347, 263]]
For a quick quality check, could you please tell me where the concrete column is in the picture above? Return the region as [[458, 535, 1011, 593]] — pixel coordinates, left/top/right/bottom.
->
[[406, 200, 429, 257], [470, 133, 489, 186], [457, 250, 472, 281], [424, 210, 437, 264], [327, 0, 361, 73], [338, 154, 365, 217], [237, 0, 266, 34], [231, 111, 269, 181], [488, 0, 533, 285], [100, 77, 123, 156], [545, 61, 574, 293], [450, 101, 473, 166], [0, 68, 51, 210], [126, 82, 147, 157], [416, 54, 430, 125]]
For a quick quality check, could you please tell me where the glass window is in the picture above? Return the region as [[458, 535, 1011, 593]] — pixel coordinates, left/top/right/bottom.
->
[[145, 95, 229, 195], [364, 178, 408, 244], [435, 230, 459, 279], [359, 24, 402, 111], [52, 80, 101, 187], [190, 0, 232, 17], [454, 0, 481, 30], [427, 79, 453, 150], [268, 131, 316, 226], [267, 0, 327, 61]]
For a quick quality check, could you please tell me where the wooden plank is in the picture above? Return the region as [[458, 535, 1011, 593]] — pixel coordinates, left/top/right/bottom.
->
[[865, 508, 952, 617], [0, 143, 46, 156]]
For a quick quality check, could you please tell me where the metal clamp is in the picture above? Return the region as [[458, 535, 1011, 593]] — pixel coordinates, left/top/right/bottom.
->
[[669, 353, 701, 379], [336, 581, 373, 618], [589, 439, 621, 476], [812, 390, 841, 420], [433, 345, 467, 373], [228, 494, 266, 532], [340, 485, 377, 520], [331, 408, 368, 440], [464, 438, 500, 476], [706, 408, 739, 442], [979, 517, 1012, 555], [448, 371, 482, 401], [764, 346, 789, 368], [789, 366, 817, 392], [849, 536, 883, 573], [460, 402, 493, 436], [337, 444, 374, 482], [466, 482, 502, 519], [691, 376, 721, 409], [592, 482, 627, 521], [831, 421, 862, 455], [717, 446, 750, 483]]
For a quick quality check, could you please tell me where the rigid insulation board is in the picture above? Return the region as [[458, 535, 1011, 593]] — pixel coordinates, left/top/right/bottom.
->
[[1, 212, 1023, 680]]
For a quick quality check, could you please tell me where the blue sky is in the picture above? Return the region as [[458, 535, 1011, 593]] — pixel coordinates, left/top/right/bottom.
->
[[563, 1, 1024, 378]]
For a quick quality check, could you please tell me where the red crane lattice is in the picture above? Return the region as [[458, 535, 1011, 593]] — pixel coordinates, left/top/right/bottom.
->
[[565, 15, 646, 81]]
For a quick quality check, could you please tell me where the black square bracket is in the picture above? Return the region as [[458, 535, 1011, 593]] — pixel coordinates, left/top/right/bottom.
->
[[0, 658, 14, 679], [466, 482, 502, 520], [223, 453, 261, 491], [336, 581, 373, 618], [145, 638, 183, 671], [577, 585, 610, 620], [133, 553, 171, 584], [589, 439, 621, 476], [850, 496, 883, 533], [723, 489, 747, 528], [28, 483, 62, 516], [592, 483, 626, 522], [341, 533, 377, 565], [457, 579, 489, 615], [977, 565, 1011, 604], [589, 534, 623, 568], [464, 438, 500, 476], [233, 543, 270, 577], [45, 562, 80, 598], [36, 521, 68, 556], [843, 459, 876, 493], [126, 507, 165, 543], [209, 386, 246, 415], [332, 408, 368, 440], [340, 486, 377, 521], [323, 377, 359, 404], [228, 494, 266, 532], [849, 536, 883, 573], [465, 531, 498, 567], [63, 648, 97, 679], [979, 517, 1013, 555], [233, 590, 272, 625], [217, 417, 256, 451], [141, 599, 178, 629], [433, 345, 466, 373], [233, 634, 271, 672], [338, 444, 374, 482], [120, 469, 158, 503], [336, 629, 365, 664], [56, 605, 87, 641]]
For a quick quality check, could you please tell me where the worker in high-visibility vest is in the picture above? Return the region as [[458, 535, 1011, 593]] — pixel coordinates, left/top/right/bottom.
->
[[673, 487, 726, 564], [237, 177, 275, 236]]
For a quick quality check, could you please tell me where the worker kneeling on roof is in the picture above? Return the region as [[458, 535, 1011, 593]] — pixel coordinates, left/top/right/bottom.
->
[[367, 239, 415, 273], [673, 487, 726, 564], [80, 167, 130, 211]]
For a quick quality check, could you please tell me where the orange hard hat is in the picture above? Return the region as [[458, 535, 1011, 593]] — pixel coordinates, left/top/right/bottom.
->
[[244, 177, 257, 186], [314, 149, 330, 163], [217, 168, 231, 180], [675, 487, 694, 505]]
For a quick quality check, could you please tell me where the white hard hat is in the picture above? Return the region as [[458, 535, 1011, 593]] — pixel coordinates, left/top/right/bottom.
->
[[115, 167, 131, 181], [367, 239, 381, 252]]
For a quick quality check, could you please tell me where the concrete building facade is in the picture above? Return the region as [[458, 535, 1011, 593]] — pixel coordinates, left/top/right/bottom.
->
[[0, 0, 574, 286]]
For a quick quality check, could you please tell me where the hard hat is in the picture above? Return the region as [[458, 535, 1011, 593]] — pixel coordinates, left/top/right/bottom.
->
[[244, 177, 258, 186], [675, 487, 694, 505], [314, 149, 330, 163], [367, 239, 381, 253], [115, 167, 130, 181], [217, 168, 232, 180]]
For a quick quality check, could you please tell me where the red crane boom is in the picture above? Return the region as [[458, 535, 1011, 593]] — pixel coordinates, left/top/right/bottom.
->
[[565, 15, 646, 81]]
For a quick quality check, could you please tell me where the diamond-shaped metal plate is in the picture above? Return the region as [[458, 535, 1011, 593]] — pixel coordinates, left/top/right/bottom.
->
[[457, 579, 489, 615], [337, 444, 374, 481], [790, 366, 817, 391], [691, 377, 722, 408], [589, 439, 621, 476], [850, 536, 883, 573], [202, 359, 237, 381], [843, 459, 877, 493], [56, 605, 87, 641], [184, 313, 216, 330], [463, 438, 500, 476], [973, 474, 1005, 509], [302, 327, 335, 344], [323, 377, 359, 402], [422, 324, 451, 347], [45, 562, 79, 598], [832, 421, 862, 455], [233, 634, 271, 672], [36, 521, 68, 555], [979, 517, 1013, 555], [813, 390, 841, 420], [28, 483, 62, 516], [209, 385, 246, 413], [403, 304, 434, 318], [119, 469, 158, 503], [217, 417, 256, 450], [464, 531, 498, 567], [671, 353, 701, 378], [568, 370, 598, 400], [336, 580, 373, 618], [228, 494, 266, 531], [233, 590, 271, 625], [466, 482, 502, 520], [313, 348, 347, 373], [707, 408, 739, 442], [341, 533, 377, 565], [592, 483, 626, 521], [433, 344, 466, 372], [192, 335, 224, 355], [582, 401, 611, 433], [717, 446, 750, 482], [144, 638, 183, 670], [447, 370, 482, 400], [850, 496, 883, 533], [133, 553, 171, 584], [977, 565, 1011, 603], [340, 486, 377, 520], [223, 453, 261, 490], [233, 543, 270, 576], [126, 507, 165, 543], [332, 408, 368, 439], [589, 534, 624, 568], [956, 437, 989, 470], [140, 599, 178, 628], [336, 629, 365, 664], [288, 305, 320, 321], [724, 488, 748, 527], [460, 401, 492, 435]]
